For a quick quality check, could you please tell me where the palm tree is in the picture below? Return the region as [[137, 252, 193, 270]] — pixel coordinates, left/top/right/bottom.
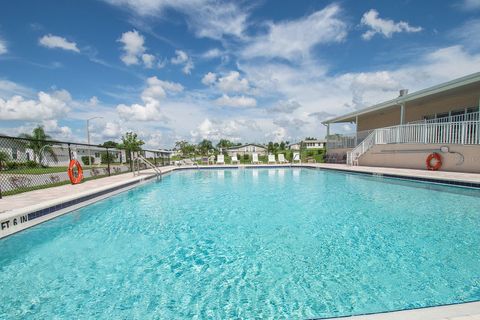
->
[[19, 126, 58, 166], [198, 139, 213, 156]]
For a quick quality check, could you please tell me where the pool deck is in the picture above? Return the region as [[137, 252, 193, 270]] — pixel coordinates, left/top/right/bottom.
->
[[1, 163, 480, 319]]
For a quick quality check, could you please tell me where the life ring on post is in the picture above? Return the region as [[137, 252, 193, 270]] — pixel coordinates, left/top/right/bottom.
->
[[426, 152, 442, 171], [68, 159, 83, 184]]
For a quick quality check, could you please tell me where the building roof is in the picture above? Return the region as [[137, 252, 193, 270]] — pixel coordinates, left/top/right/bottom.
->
[[226, 143, 266, 150], [322, 72, 480, 124]]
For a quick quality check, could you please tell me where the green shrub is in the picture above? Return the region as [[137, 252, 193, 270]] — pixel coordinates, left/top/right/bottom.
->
[[243, 154, 249, 161], [81, 156, 95, 165], [6, 161, 19, 170], [26, 160, 38, 168]]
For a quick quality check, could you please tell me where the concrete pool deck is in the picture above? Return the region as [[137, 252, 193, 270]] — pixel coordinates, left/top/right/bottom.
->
[[1, 163, 480, 319]]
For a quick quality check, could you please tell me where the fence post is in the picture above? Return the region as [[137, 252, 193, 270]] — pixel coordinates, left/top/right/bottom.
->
[[154, 153, 157, 167], [106, 147, 111, 176], [68, 143, 72, 161]]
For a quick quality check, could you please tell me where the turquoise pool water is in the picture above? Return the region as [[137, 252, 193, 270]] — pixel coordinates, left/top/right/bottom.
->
[[1, 168, 480, 319]]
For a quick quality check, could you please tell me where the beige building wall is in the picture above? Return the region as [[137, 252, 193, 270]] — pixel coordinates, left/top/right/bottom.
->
[[357, 107, 401, 131], [405, 90, 479, 123], [359, 144, 480, 173]]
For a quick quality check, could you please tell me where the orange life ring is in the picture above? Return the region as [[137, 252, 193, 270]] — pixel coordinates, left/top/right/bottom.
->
[[426, 152, 442, 171], [68, 159, 83, 184]]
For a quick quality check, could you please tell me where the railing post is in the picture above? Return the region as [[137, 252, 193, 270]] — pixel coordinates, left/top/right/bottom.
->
[[154, 153, 157, 167], [106, 147, 111, 176], [68, 143, 72, 161]]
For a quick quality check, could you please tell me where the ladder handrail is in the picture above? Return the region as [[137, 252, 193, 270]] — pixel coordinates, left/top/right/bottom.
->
[[132, 153, 162, 178]]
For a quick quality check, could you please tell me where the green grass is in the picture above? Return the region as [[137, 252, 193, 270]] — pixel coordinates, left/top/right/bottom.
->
[[0, 166, 69, 175], [1, 170, 127, 196]]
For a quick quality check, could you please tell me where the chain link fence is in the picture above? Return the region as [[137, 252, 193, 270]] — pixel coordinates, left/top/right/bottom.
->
[[0, 135, 171, 198]]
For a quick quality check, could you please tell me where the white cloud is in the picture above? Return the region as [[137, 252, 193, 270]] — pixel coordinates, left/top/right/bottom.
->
[[142, 53, 156, 68], [201, 72, 217, 86], [242, 4, 347, 60], [461, 0, 480, 10], [116, 76, 183, 121], [270, 100, 302, 114], [118, 30, 156, 67], [103, 0, 248, 40], [449, 19, 480, 50], [39, 34, 80, 52], [202, 48, 222, 59], [215, 94, 257, 108], [89, 96, 99, 106], [0, 38, 7, 55], [42, 120, 72, 139], [0, 79, 34, 98], [0, 89, 72, 120], [217, 71, 250, 93], [102, 121, 123, 139], [171, 50, 194, 74], [190, 118, 260, 141], [360, 9, 422, 40]]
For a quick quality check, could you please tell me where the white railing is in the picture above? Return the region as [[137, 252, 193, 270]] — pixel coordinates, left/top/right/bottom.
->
[[327, 129, 374, 149], [347, 131, 376, 165], [347, 119, 480, 165], [408, 111, 479, 124]]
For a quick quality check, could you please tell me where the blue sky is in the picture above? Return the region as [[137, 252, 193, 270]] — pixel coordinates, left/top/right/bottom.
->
[[0, 0, 479, 147]]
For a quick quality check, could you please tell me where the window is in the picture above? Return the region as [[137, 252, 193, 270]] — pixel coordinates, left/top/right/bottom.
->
[[95, 152, 100, 158], [11, 147, 17, 160]]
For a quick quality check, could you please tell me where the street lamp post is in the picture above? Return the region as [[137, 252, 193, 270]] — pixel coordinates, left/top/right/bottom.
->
[[86, 117, 103, 168]]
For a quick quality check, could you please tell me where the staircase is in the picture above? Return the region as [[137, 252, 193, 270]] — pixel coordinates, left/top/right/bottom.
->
[[347, 130, 376, 165]]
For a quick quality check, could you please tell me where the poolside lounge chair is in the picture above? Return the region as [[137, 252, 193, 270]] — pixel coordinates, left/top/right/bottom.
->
[[252, 153, 262, 164], [293, 152, 301, 163], [216, 154, 225, 165], [183, 158, 197, 166], [231, 154, 240, 164], [278, 154, 288, 164], [268, 154, 276, 164]]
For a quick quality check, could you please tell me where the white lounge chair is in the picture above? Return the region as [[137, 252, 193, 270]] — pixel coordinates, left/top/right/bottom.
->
[[268, 154, 276, 164], [216, 154, 225, 165], [278, 154, 288, 164], [252, 153, 262, 164], [231, 154, 239, 164], [292, 152, 301, 164]]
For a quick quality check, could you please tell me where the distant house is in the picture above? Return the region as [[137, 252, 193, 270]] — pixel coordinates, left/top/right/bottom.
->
[[225, 144, 267, 156], [303, 139, 326, 149], [288, 140, 326, 150], [288, 142, 301, 151]]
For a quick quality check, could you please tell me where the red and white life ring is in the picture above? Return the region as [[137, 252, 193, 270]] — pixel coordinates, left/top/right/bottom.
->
[[68, 159, 83, 184], [426, 153, 442, 171]]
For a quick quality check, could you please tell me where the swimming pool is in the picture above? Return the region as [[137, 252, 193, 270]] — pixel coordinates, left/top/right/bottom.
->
[[1, 168, 480, 319]]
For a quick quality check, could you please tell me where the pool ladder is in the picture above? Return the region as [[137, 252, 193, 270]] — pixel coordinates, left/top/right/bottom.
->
[[132, 153, 162, 179]]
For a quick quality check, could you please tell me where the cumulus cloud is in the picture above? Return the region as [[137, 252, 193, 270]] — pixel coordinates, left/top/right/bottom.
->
[[171, 50, 194, 74], [215, 94, 257, 108], [190, 118, 260, 141], [0, 38, 7, 55], [242, 4, 346, 60], [116, 76, 183, 121], [118, 30, 157, 67], [39, 34, 80, 52], [103, 0, 248, 40], [42, 120, 72, 139], [270, 100, 302, 114], [201, 72, 217, 86], [217, 71, 250, 93], [360, 9, 422, 40], [0, 89, 72, 120], [102, 121, 123, 139]]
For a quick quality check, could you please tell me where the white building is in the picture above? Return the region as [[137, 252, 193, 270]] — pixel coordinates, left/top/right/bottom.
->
[[225, 144, 267, 156]]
